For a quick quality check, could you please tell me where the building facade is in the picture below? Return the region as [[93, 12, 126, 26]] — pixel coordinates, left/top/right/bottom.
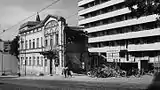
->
[[78, 0, 160, 72], [3, 41, 11, 53], [19, 14, 88, 75], [0, 40, 18, 75]]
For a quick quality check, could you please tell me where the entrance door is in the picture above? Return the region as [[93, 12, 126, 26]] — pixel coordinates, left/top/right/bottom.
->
[[140, 60, 149, 72]]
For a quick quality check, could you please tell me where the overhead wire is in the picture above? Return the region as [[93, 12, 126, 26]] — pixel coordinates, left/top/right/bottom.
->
[[0, 0, 79, 37], [0, 0, 60, 36]]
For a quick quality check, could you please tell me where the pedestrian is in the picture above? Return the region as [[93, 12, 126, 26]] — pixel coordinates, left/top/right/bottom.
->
[[17, 71, 21, 77], [64, 66, 68, 78], [67, 68, 72, 77]]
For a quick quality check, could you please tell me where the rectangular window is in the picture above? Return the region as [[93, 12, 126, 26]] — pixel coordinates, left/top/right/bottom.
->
[[33, 39, 35, 49], [26, 57, 28, 65], [41, 37, 43, 47], [29, 57, 31, 66], [29, 40, 31, 49], [33, 56, 35, 66], [37, 38, 39, 48], [21, 57, 23, 65], [21, 41, 24, 50], [45, 59, 47, 66], [56, 34, 58, 45], [50, 39, 53, 48], [41, 57, 43, 66], [37, 57, 39, 66], [45, 39, 48, 46], [25, 40, 28, 49]]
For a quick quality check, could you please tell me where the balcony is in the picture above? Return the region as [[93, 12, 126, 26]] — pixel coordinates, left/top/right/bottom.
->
[[89, 27, 160, 43], [78, 0, 94, 7], [85, 14, 157, 33], [88, 46, 127, 52], [128, 42, 160, 51], [79, 8, 130, 25], [78, 0, 125, 16]]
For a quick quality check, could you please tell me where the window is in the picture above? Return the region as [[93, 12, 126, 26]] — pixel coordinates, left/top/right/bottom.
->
[[25, 40, 28, 49], [56, 34, 58, 45], [45, 39, 48, 46], [36, 38, 39, 48], [50, 38, 53, 47], [41, 57, 43, 66], [45, 59, 47, 66], [29, 57, 31, 66], [37, 57, 39, 66], [33, 56, 35, 66], [21, 57, 23, 65], [21, 40, 24, 50], [41, 37, 43, 47], [33, 39, 35, 49], [29, 40, 31, 49], [26, 57, 28, 65]]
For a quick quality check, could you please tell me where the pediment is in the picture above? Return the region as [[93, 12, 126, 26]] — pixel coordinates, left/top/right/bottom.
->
[[42, 14, 66, 25]]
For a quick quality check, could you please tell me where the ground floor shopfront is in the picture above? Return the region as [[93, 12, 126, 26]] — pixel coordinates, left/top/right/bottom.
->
[[89, 50, 160, 73]]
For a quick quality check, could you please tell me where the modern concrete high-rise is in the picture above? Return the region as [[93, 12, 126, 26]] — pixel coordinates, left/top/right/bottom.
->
[[78, 0, 160, 71]]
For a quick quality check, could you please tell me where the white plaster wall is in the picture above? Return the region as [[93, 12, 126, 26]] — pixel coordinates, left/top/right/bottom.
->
[[0, 53, 18, 75], [20, 53, 49, 75]]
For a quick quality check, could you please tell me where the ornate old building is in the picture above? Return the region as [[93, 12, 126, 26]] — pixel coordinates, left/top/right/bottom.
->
[[19, 14, 88, 75]]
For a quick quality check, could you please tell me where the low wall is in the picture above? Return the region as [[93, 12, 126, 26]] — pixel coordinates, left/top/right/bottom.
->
[[0, 53, 18, 75]]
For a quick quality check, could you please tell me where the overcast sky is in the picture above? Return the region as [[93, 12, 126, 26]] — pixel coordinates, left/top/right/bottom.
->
[[0, 0, 78, 40]]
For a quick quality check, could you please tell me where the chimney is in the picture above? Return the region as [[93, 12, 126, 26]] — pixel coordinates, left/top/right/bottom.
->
[[36, 12, 41, 22]]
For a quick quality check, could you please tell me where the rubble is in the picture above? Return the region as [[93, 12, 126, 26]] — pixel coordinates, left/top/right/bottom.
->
[[87, 64, 127, 78]]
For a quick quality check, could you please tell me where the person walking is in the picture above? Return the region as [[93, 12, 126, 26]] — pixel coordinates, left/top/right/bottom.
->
[[67, 68, 72, 77], [63, 66, 68, 78]]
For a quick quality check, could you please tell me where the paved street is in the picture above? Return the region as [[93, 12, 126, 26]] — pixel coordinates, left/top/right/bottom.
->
[[0, 75, 154, 90]]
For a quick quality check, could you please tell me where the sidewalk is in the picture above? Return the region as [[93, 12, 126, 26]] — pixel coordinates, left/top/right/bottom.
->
[[14, 74, 153, 85], [0, 75, 18, 78]]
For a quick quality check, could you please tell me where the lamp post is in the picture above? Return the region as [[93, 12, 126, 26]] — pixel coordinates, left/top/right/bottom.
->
[[21, 34, 26, 76], [0, 50, 4, 75], [2, 52, 3, 75], [24, 34, 26, 76]]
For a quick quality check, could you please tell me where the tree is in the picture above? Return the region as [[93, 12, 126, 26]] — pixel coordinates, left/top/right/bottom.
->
[[125, 0, 160, 18], [10, 36, 20, 59], [9, 35, 20, 76]]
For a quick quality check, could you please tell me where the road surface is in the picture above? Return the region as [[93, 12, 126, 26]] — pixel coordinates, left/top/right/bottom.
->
[[0, 75, 155, 90]]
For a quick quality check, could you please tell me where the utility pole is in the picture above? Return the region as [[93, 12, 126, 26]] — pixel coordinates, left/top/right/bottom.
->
[[0, 50, 3, 75]]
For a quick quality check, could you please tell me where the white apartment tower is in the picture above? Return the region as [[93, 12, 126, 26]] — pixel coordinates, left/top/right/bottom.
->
[[78, 0, 160, 72]]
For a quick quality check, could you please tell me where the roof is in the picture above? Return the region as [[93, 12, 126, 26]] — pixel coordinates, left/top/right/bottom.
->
[[19, 15, 87, 34], [19, 14, 66, 30], [19, 21, 41, 29], [64, 26, 85, 32]]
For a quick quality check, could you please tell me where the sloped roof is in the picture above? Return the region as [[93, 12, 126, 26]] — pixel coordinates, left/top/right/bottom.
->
[[19, 21, 41, 29]]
